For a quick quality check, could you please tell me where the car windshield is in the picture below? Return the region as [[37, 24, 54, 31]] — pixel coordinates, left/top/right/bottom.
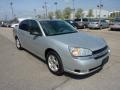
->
[[40, 20, 78, 36]]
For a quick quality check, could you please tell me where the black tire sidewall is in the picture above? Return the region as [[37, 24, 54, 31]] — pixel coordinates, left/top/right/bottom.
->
[[46, 51, 64, 76]]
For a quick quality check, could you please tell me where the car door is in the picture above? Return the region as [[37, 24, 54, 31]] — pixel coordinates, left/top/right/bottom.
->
[[101, 20, 108, 28], [28, 20, 46, 58], [18, 20, 32, 50]]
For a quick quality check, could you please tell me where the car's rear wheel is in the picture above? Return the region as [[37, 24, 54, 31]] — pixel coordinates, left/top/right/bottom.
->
[[100, 25, 102, 30], [16, 38, 22, 50], [84, 25, 86, 29], [110, 28, 114, 31], [46, 51, 64, 76]]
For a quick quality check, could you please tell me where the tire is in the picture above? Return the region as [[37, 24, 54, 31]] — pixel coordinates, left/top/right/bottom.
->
[[100, 25, 102, 30], [84, 25, 86, 29], [15, 38, 23, 50], [110, 28, 113, 31], [46, 51, 64, 76]]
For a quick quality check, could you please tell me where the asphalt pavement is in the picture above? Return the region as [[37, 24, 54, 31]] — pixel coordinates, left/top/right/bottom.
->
[[0, 27, 120, 90]]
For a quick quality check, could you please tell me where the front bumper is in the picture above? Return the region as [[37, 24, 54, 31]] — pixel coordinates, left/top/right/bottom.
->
[[64, 47, 110, 75]]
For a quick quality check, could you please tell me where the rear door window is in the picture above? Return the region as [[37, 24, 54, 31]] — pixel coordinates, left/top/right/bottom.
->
[[19, 20, 29, 32]]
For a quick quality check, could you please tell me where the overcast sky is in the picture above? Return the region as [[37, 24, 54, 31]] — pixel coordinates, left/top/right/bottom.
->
[[0, 0, 120, 20]]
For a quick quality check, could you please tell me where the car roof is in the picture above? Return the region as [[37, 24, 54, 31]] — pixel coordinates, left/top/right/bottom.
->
[[64, 19, 73, 21], [39, 19, 63, 22], [22, 18, 63, 22]]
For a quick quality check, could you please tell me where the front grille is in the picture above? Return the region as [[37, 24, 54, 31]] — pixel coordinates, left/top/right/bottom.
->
[[93, 46, 108, 59], [93, 46, 108, 55], [94, 52, 108, 59], [89, 64, 102, 71], [89, 56, 109, 72]]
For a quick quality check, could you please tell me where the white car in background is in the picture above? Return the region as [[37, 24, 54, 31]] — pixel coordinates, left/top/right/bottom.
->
[[11, 17, 32, 28], [11, 23, 19, 28]]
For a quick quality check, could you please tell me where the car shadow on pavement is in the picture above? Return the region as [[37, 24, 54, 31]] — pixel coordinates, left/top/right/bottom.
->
[[22, 49, 105, 79], [64, 68, 103, 79], [64, 57, 109, 79], [109, 29, 120, 32], [23, 49, 46, 64]]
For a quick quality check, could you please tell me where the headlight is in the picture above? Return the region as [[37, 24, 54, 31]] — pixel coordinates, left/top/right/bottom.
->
[[69, 47, 92, 57]]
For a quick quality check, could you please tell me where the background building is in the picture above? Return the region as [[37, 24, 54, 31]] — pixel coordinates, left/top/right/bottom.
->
[[109, 10, 120, 18], [83, 9, 109, 18]]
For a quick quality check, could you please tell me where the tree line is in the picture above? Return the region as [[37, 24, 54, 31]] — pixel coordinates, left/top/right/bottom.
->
[[36, 7, 94, 19]]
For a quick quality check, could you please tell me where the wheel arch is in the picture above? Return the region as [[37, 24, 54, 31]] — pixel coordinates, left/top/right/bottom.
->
[[15, 35, 18, 40], [45, 48, 59, 59]]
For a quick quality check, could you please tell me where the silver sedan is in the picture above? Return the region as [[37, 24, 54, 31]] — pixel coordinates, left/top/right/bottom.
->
[[88, 19, 109, 29], [13, 19, 110, 76]]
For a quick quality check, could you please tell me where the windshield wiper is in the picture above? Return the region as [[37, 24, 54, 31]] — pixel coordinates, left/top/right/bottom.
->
[[48, 31, 77, 36], [60, 31, 77, 34]]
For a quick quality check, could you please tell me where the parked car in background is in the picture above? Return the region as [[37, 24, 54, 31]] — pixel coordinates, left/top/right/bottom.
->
[[88, 19, 109, 29], [7, 23, 11, 27], [110, 18, 120, 30], [1, 23, 7, 27], [74, 18, 85, 29], [0, 22, 10, 27], [74, 18, 90, 29], [11, 17, 32, 28], [11, 23, 19, 28], [64, 20, 77, 28], [13, 19, 110, 76]]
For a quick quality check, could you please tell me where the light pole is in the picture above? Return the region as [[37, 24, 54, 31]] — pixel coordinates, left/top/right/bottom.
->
[[54, 2, 58, 19], [97, 0, 103, 21], [54, 2, 58, 12], [42, 6, 45, 19], [5, 15, 8, 22], [72, 0, 75, 11], [10, 2, 14, 18], [34, 9, 37, 17], [96, 9, 97, 18], [72, 0, 75, 19], [44, 0, 48, 18]]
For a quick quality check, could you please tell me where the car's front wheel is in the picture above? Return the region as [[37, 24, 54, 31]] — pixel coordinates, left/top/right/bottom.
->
[[46, 51, 64, 76]]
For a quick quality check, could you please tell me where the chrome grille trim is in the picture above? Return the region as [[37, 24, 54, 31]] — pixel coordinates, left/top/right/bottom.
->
[[93, 46, 108, 59]]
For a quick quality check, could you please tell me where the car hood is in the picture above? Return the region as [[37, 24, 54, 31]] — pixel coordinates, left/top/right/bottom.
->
[[49, 32, 107, 51]]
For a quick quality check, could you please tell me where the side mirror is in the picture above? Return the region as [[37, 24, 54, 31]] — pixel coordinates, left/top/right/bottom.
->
[[30, 30, 42, 36]]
